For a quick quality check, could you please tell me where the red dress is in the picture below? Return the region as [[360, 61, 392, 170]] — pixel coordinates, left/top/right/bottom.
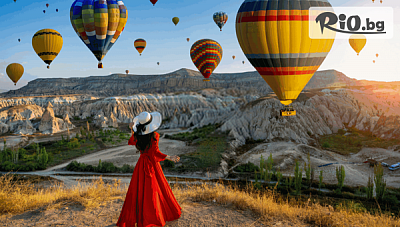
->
[[116, 132, 182, 227]]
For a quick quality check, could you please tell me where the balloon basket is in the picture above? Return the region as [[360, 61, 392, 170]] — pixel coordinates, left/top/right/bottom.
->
[[47, 65, 50, 69], [98, 63, 103, 68], [280, 106, 296, 117], [203, 79, 210, 82]]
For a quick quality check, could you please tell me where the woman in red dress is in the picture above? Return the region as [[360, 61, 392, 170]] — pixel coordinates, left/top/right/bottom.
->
[[117, 111, 182, 227]]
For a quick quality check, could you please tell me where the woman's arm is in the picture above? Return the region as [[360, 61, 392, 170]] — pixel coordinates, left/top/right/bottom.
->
[[165, 155, 180, 163]]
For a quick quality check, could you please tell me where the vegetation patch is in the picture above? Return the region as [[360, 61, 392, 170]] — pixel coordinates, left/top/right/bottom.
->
[[163, 124, 228, 173], [318, 127, 400, 155]]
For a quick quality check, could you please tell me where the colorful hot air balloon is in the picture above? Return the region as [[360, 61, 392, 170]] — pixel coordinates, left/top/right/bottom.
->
[[70, 0, 128, 68], [150, 0, 157, 6], [187, 38, 190, 42], [236, 0, 335, 115], [190, 39, 223, 82], [232, 55, 235, 60], [6, 63, 24, 86], [46, 3, 49, 8], [157, 62, 160, 65], [134, 39, 146, 56], [349, 34, 367, 55], [172, 17, 179, 26], [242, 61, 244, 64], [32, 29, 63, 69], [126, 70, 129, 75], [213, 12, 228, 31]]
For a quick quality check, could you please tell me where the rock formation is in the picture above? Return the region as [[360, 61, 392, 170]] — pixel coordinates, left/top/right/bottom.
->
[[0, 68, 350, 98]]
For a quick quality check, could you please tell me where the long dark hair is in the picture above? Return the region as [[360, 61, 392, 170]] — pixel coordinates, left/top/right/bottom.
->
[[134, 132, 155, 152]]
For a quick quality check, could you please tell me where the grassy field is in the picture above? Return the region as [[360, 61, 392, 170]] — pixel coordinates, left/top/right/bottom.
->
[[1, 173, 399, 226], [163, 124, 228, 172], [318, 127, 400, 155]]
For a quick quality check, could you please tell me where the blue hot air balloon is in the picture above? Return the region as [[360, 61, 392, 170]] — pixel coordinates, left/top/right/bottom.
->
[[213, 12, 228, 31]]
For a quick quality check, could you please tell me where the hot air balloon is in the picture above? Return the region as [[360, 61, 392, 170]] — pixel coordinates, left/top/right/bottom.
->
[[56, 9, 58, 12], [213, 12, 228, 31], [187, 38, 190, 42], [150, 0, 157, 6], [43, 10, 45, 13], [190, 39, 223, 82], [376, 54, 379, 57], [14, 0, 16, 2], [134, 39, 146, 56], [236, 0, 335, 117], [70, 0, 128, 68], [32, 29, 63, 69], [6, 63, 24, 86], [18, 39, 20, 42], [232, 55, 235, 60], [157, 62, 160, 65], [349, 34, 367, 55], [373, 60, 376, 63], [380, 0, 383, 3], [126, 70, 129, 75], [172, 17, 179, 26], [46, 3, 49, 8], [242, 61, 244, 64]]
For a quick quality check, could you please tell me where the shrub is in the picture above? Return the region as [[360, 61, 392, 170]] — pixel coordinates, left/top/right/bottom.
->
[[164, 160, 175, 168], [67, 138, 80, 150], [338, 129, 346, 135], [234, 162, 259, 173], [322, 142, 330, 148]]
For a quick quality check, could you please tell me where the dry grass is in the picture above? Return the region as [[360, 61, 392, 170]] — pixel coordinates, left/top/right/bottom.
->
[[1, 173, 399, 227]]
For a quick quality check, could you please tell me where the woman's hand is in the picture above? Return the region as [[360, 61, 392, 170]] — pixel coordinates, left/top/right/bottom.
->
[[129, 122, 134, 134], [167, 155, 180, 163]]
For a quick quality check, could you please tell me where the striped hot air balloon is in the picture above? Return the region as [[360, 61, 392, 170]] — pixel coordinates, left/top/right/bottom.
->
[[190, 39, 223, 82], [213, 12, 228, 31], [32, 29, 63, 69], [70, 0, 128, 68], [134, 39, 146, 56], [236, 0, 335, 111]]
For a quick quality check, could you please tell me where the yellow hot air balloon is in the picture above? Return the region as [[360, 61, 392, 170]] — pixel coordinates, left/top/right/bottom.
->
[[6, 63, 24, 86], [32, 29, 63, 69], [349, 34, 366, 56], [172, 17, 179, 26], [236, 0, 335, 116]]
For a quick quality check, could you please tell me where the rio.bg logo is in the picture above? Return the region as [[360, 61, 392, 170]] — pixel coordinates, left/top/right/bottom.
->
[[309, 7, 393, 39]]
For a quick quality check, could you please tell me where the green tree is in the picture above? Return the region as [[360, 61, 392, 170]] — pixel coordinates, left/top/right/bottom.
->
[[336, 165, 346, 192], [367, 175, 374, 200], [374, 163, 386, 201], [304, 152, 312, 189], [294, 160, 302, 195], [319, 170, 324, 191]]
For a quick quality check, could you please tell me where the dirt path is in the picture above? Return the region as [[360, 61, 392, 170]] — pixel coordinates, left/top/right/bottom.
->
[[39, 135, 196, 172], [0, 199, 298, 227]]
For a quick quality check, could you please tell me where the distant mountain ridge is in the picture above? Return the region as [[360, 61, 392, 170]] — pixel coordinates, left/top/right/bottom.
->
[[0, 68, 355, 98]]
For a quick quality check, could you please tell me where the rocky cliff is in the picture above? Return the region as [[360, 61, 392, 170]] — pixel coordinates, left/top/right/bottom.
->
[[0, 68, 352, 98]]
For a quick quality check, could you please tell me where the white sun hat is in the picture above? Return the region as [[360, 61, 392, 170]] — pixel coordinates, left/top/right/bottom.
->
[[132, 111, 162, 135]]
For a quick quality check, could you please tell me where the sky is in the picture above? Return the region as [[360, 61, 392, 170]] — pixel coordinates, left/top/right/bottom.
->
[[1, 0, 400, 90]]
